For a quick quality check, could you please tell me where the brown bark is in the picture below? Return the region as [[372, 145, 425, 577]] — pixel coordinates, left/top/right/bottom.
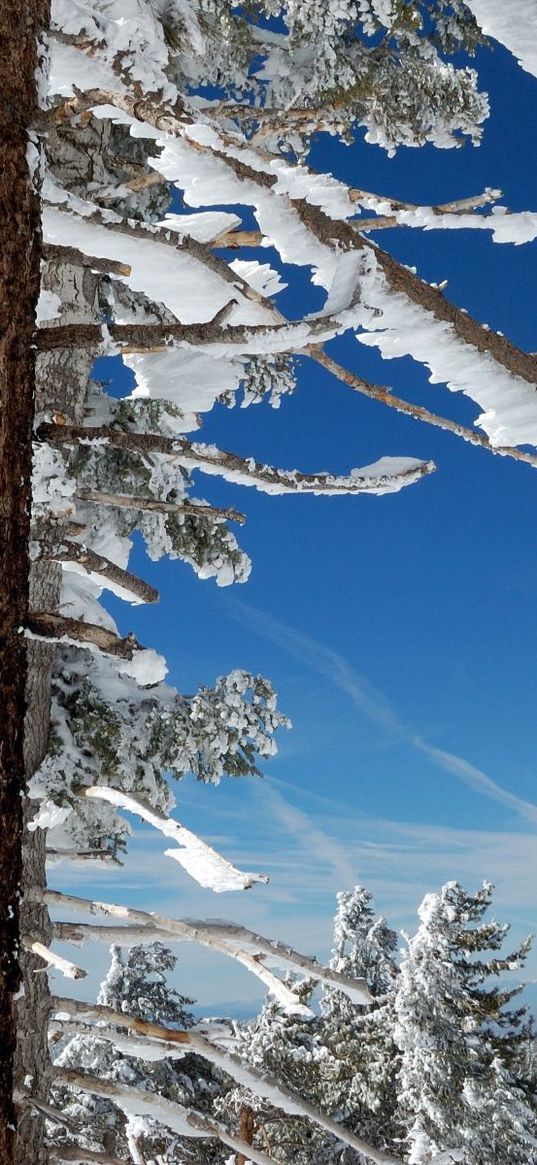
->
[[237, 1105, 255, 1165], [77, 487, 246, 524], [0, 2, 49, 1159], [49, 539, 159, 604], [27, 613, 142, 659]]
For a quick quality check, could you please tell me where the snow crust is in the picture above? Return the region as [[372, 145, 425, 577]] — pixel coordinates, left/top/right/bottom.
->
[[466, 0, 537, 80]]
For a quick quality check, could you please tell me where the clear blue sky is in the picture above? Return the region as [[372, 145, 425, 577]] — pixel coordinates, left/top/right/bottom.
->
[[55, 36, 537, 1013]]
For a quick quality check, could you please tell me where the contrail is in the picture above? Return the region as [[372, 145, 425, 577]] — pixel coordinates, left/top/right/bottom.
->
[[228, 598, 537, 828]]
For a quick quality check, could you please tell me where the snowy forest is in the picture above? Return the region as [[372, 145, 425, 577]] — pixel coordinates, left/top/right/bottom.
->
[[3, 1, 537, 1163]]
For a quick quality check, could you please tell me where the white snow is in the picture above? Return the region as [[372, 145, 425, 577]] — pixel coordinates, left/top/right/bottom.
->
[[466, 0, 537, 80], [356, 251, 537, 449], [81, 785, 269, 892]]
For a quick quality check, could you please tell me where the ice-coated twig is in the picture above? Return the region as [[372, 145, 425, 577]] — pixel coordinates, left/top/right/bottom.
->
[[52, 999, 403, 1165], [21, 938, 87, 980], [44, 890, 372, 1007], [76, 786, 269, 893]]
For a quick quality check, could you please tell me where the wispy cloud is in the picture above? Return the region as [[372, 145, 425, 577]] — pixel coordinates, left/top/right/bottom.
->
[[252, 781, 357, 888], [414, 739, 537, 827], [228, 598, 537, 829]]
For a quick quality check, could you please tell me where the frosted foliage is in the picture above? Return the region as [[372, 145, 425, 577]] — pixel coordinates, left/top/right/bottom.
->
[[394, 881, 537, 1165], [99, 943, 194, 1026], [30, 647, 289, 856], [73, 394, 252, 586]]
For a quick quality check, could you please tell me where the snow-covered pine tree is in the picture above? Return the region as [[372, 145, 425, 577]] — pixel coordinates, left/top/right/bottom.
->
[[220, 885, 400, 1165], [317, 886, 400, 1158], [394, 880, 537, 1165]]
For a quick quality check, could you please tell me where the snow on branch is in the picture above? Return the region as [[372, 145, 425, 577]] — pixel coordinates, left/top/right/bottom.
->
[[52, 1067, 277, 1165], [76, 785, 268, 893], [49, 540, 159, 605], [38, 423, 434, 497], [21, 938, 87, 981], [52, 999, 403, 1165], [44, 890, 372, 1010], [26, 613, 141, 659]]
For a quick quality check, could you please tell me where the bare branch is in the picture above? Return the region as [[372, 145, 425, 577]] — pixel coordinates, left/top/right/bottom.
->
[[307, 347, 537, 469], [43, 243, 131, 277], [49, 540, 159, 604], [42, 890, 372, 1006], [77, 489, 246, 525], [26, 613, 141, 659]]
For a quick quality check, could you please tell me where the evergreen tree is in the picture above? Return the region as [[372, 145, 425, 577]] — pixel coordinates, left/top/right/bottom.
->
[[394, 880, 537, 1165]]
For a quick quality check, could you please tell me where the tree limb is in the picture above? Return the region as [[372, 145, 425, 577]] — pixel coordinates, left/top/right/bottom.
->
[[26, 613, 141, 659], [20, 938, 87, 980], [43, 243, 131, 276], [42, 890, 372, 1006], [52, 1001, 404, 1165], [37, 423, 434, 496], [77, 489, 246, 524], [49, 540, 159, 604]]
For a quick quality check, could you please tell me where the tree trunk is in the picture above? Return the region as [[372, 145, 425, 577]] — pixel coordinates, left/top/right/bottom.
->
[[0, 3, 49, 1160]]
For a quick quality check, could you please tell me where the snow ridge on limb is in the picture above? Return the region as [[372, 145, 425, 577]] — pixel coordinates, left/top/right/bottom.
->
[[38, 423, 434, 497], [52, 1067, 278, 1165], [42, 890, 372, 1010], [52, 996, 404, 1165], [77, 785, 268, 892]]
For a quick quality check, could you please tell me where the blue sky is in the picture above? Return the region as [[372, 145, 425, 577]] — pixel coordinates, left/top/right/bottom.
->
[[53, 36, 537, 1013]]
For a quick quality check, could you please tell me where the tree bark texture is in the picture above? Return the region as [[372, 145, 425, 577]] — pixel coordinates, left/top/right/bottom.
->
[[0, 3, 49, 1160]]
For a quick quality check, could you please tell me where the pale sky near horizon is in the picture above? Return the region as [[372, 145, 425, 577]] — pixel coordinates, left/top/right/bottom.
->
[[50, 32, 537, 1016]]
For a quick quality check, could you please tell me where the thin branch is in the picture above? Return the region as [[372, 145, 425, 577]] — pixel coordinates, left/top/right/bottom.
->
[[26, 613, 141, 659], [52, 1001, 404, 1165], [307, 347, 537, 469], [21, 937, 87, 980], [77, 489, 246, 525], [42, 890, 372, 1006], [37, 423, 434, 496], [46, 848, 122, 866], [15, 1092, 81, 1132], [49, 540, 159, 604], [76, 785, 269, 893]]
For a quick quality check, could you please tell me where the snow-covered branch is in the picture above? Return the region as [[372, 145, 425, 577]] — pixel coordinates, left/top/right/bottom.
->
[[26, 614, 142, 659], [50, 541, 159, 605], [44, 890, 372, 1009], [52, 998, 404, 1165], [21, 938, 87, 981], [76, 785, 269, 893], [38, 423, 434, 497], [52, 1067, 278, 1165]]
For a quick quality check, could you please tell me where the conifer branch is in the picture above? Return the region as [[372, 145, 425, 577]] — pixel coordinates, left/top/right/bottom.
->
[[21, 938, 87, 980]]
